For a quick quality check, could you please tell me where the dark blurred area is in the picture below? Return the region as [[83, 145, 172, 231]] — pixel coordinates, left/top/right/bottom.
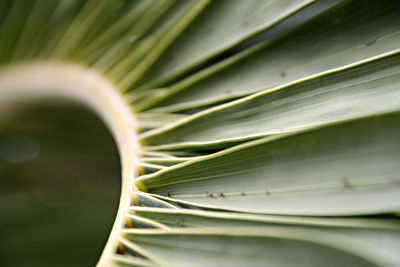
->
[[0, 101, 121, 267]]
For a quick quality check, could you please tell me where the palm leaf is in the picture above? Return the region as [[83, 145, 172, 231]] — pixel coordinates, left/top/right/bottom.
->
[[0, 0, 399, 266]]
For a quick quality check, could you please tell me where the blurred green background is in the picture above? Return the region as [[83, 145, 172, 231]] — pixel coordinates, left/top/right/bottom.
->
[[0, 101, 121, 266]]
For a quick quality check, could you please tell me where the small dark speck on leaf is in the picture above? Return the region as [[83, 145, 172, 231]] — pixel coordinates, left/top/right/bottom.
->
[[240, 192, 246, 196], [341, 177, 351, 187], [167, 192, 171, 197], [280, 71, 286, 77], [166, 56, 174, 65], [219, 192, 225, 197], [265, 190, 270, 195], [176, 220, 182, 227], [366, 39, 376, 46], [334, 18, 341, 25]]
